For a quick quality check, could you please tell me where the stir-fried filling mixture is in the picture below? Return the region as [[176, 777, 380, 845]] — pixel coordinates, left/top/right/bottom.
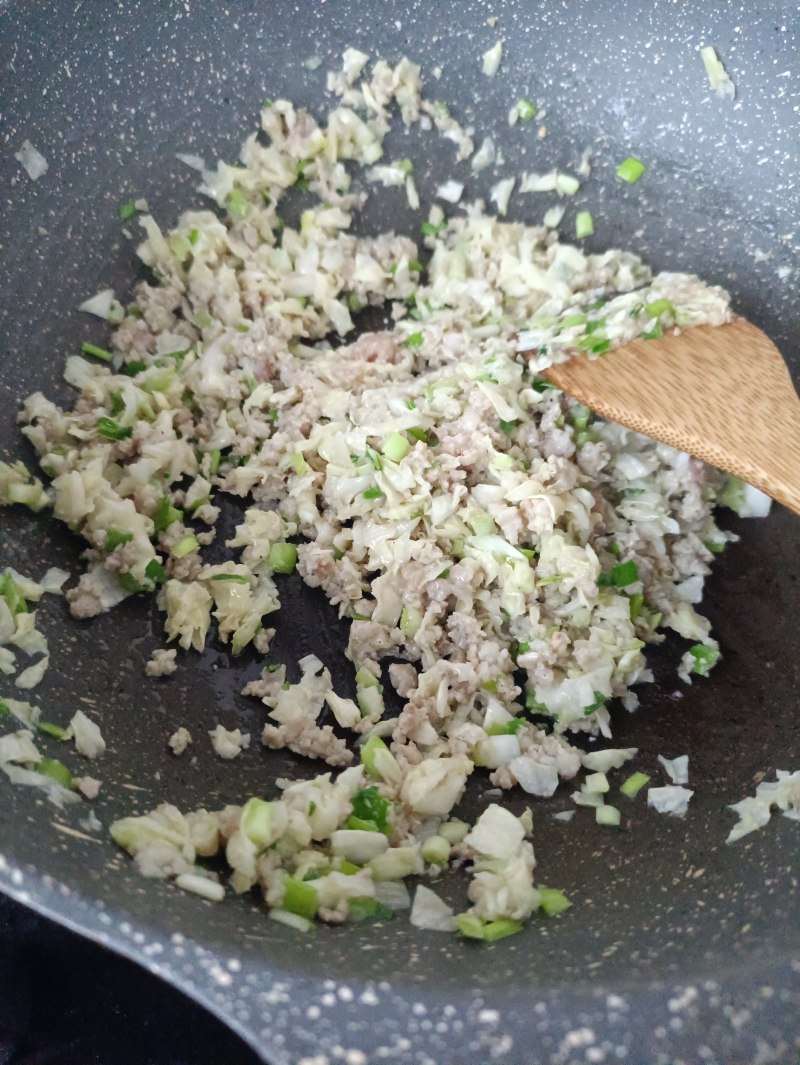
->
[[0, 52, 778, 934]]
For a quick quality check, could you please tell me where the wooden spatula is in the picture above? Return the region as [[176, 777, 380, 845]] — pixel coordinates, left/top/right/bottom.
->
[[543, 318, 800, 516]]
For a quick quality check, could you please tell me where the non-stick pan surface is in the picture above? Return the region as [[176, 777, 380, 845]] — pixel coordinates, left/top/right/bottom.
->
[[1, 2, 798, 1062]]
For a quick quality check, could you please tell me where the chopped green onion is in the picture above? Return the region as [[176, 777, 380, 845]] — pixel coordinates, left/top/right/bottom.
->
[[616, 156, 646, 184], [575, 210, 594, 239], [211, 573, 249, 583], [343, 815, 381, 833], [118, 199, 137, 222], [144, 559, 165, 583], [486, 718, 525, 736], [226, 188, 249, 219], [641, 321, 664, 340], [455, 914, 522, 941], [531, 374, 556, 393], [351, 786, 391, 832], [703, 539, 726, 555], [515, 97, 538, 121], [583, 691, 608, 716], [0, 700, 10, 718], [645, 299, 676, 319], [570, 404, 592, 431], [208, 450, 221, 476], [585, 772, 610, 794], [628, 592, 645, 620], [38, 758, 73, 789], [405, 331, 424, 348], [171, 535, 199, 559], [38, 721, 67, 740], [498, 419, 518, 433], [408, 258, 424, 274], [421, 220, 445, 238], [596, 804, 622, 827], [82, 342, 113, 362], [363, 486, 383, 500], [268, 542, 298, 574], [599, 559, 639, 587], [382, 432, 410, 463], [294, 159, 311, 191], [468, 511, 496, 536], [420, 834, 451, 865], [620, 771, 650, 799], [360, 734, 391, 780], [153, 497, 184, 532], [240, 797, 282, 849], [347, 898, 395, 922], [282, 878, 319, 921], [577, 335, 611, 355], [121, 360, 148, 376], [407, 426, 428, 443], [537, 887, 572, 916], [96, 417, 132, 441], [188, 227, 199, 246], [688, 644, 721, 677], [105, 529, 133, 551]]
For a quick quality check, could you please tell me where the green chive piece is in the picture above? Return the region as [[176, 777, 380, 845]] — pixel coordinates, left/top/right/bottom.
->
[[616, 156, 646, 184], [575, 210, 594, 239], [268, 542, 298, 574], [38, 722, 68, 740], [0, 700, 10, 718], [96, 417, 132, 441], [570, 404, 592, 431], [688, 644, 721, 677], [348, 898, 395, 922], [642, 321, 664, 340], [516, 97, 538, 121], [582, 690, 609, 716], [405, 331, 424, 348], [153, 497, 184, 532], [210, 573, 249, 583], [282, 878, 319, 921], [421, 220, 445, 237], [351, 787, 390, 832], [598, 559, 639, 587], [82, 342, 113, 362], [538, 888, 572, 916], [208, 450, 221, 476], [531, 374, 556, 393], [145, 559, 165, 583], [363, 486, 383, 500], [620, 771, 650, 799], [38, 758, 73, 789], [499, 419, 518, 433], [170, 535, 199, 559], [226, 188, 248, 219], [188, 228, 199, 245], [407, 426, 428, 443], [105, 529, 134, 551], [121, 360, 148, 376], [628, 592, 645, 620], [703, 539, 726, 555], [485, 718, 525, 736], [118, 199, 137, 222], [343, 815, 381, 833], [382, 432, 410, 463], [455, 913, 522, 940], [577, 335, 611, 355], [645, 299, 676, 319]]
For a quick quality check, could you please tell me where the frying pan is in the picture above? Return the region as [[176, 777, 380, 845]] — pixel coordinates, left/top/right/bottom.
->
[[1, 1, 798, 1062]]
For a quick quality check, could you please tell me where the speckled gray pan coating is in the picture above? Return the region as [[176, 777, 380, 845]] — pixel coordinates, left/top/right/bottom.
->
[[1, 1, 798, 1062]]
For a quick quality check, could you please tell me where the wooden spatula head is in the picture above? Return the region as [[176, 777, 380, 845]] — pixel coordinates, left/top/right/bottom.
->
[[543, 318, 800, 516]]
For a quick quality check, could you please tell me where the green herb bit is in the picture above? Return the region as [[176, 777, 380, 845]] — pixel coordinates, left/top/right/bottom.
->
[[188, 228, 199, 245], [516, 97, 538, 121], [81, 342, 113, 362], [363, 486, 383, 500], [645, 298, 676, 319], [485, 718, 525, 736], [537, 887, 572, 916], [582, 690, 609, 716], [421, 220, 445, 237], [498, 419, 518, 433], [703, 539, 726, 555], [628, 592, 645, 620], [121, 360, 148, 376], [348, 898, 395, 922], [620, 771, 650, 799], [38, 721, 68, 740], [118, 199, 137, 222], [105, 529, 134, 552], [145, 559, 166, 583], [211, 573, 249, 583], [349, 783, 392, 830], [575, 210, 594, 239], [642, 321, 664, 340], [382, 432, 410, 463], [570, 404, 592, 431], [171, 535, 199, 559], [38, 758, 73, 789], [268, 542, 298, 574], [407, 426, 428, 443], [0, 700, 9, 718], [96, 417, 132, 441], [226, 188, 249, 219], [282, 878, 319, 921], [577, 335, 611, 355], [598, 559, 639, 587], [153, 496, 184, 532], [408, 258, 424, 273], [616, 156, 646, 184], [688, 644, 721, 677], [455, 913, 522, 941], [405, 331, 424, 348]]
